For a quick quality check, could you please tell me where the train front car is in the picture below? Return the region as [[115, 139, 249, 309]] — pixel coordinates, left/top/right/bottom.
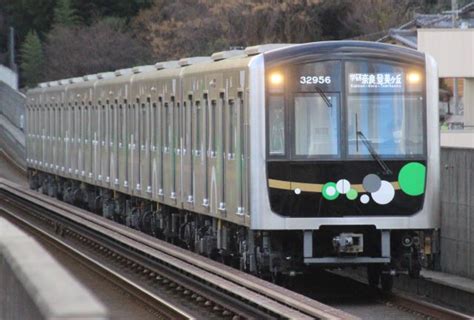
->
[[251, 41, 439, 289]]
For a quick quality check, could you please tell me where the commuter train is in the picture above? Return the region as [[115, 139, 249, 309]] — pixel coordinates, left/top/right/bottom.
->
[[26, 41, 440, 290]]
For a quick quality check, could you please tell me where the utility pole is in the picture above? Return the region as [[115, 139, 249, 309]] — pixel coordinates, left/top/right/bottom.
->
[[8, 27, 17, 72]]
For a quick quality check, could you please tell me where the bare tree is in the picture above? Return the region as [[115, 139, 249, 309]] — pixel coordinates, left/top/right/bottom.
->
[[132, 0, 323, 60], [43, 20, 153, 80], [345, 0, 424, 35]]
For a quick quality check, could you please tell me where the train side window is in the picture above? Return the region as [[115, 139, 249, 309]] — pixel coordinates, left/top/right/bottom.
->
[[102, 104, 107, 144], [110, 103, 114, 146], [194, 100, 201, 156], [140, 103, 146, 149], [228, 99, 237, 159], [118, 105, 123, 147], [203, 95, 209, 159], [238, 91, 245, 213], [152, 103, 157, 148], [84, 105, 89, 142], [175, 99, 180, 153], [268, 95, 285, 156], [183, 100, 187, 153], [71, 106, 75, 143], [78, 105, 82, 143], [210, 99, 217, 157], [164, 102, 170, 150]]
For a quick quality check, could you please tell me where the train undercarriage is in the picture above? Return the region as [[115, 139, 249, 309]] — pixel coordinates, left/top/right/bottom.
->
[[29, 170, 437, 291]]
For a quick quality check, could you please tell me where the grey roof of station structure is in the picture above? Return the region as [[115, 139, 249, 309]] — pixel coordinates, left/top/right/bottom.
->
[[378, 1, 474, 48]]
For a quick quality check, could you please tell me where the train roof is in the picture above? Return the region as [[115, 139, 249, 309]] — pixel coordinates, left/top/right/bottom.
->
[[30, 41, 424, 99], [31, 44, 295, 92], [263, 40, 425, 66]]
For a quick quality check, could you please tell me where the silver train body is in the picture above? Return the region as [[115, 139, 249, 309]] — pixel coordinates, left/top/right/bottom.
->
[[26, 41, 440, 285]]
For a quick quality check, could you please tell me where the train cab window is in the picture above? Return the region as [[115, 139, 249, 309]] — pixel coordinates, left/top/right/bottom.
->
[[268, 95, 285, 156], [294, 93, 339, 157], [345, 60, 425, 157]]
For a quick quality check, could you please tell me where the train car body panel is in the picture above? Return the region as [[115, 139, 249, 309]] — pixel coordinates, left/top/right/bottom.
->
[[26, 41, 440, 280]]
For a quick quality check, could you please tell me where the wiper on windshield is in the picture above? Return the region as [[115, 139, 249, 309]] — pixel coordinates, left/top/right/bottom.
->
[[314, 86, 332, 108], [355, 113, 392, 176]]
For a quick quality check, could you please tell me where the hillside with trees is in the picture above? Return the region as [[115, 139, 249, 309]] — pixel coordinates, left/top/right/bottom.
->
[[0, 0, 463, 87]]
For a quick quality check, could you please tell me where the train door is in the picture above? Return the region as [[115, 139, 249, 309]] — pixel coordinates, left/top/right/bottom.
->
[[44, 106, 49, 170], [162, 98, 174, 202], [217, 92, 226, 213], [161, 97, 170, 201], [149, 101, 157, 198], [207, 95, 218, 213], [110, 103, 117, 189], [71, 104, 77, 176], [83, 103, 90, 179], [76, 104, 81, 177], [103, 102, 111, 185], [93, 104, 100, 183], [192, 96, 206, 211], [224, 90, 246, 216], [150, 101, 160, 199], [123, 104, 132, 192], [182, 95, 193, 208], [139, 99, 150, 197], [174, 97, 182, 204], [86, 103, 92, 180], [66, 103, 72, 176], [117, 103, 126, 191], [130, 103, 138, 193]]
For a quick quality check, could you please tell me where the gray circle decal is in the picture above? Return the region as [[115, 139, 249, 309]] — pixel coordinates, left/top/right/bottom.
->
[[363, 174, 381, 193]]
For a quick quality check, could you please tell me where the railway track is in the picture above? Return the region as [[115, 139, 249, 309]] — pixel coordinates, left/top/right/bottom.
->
[[0, 178, 356, 320], [324, 269, 474, 320]]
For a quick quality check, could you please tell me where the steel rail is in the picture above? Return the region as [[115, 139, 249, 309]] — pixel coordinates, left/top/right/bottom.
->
[[385, 293, 473, 320], [0, 206, 190, 320], [328, 269, 473, 319], [0, 179, 357, 320]]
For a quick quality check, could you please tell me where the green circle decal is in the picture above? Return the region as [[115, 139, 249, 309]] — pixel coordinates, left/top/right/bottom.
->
[[322, 182, 339, 200], [346, 188, 358, 200], [398, 162, 426, 196]]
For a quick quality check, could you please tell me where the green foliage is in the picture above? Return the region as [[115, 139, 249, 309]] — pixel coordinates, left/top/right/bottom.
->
[[0, 0, 56, 43], [20, 30, 44, 87], [53, 0, 79, 27]]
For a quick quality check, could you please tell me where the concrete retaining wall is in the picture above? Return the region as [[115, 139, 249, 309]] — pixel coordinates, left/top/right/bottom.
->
[[0, 217, 108, 320], [0, 80, 26, 171], [0, 65, 18, 90], [440, 147, 474, 278]]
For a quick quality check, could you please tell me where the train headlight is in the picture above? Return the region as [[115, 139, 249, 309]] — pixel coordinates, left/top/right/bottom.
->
[[407, 72, 421, 84], [269, 72, 284, 86]]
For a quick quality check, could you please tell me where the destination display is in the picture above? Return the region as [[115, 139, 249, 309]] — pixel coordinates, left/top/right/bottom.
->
[[348, 72, 403, 89]]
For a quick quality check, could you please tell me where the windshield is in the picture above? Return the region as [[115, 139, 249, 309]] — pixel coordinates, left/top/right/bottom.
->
[[294, 93, 339, 156], [346, 60, 425, 158], [348, 95, 424, 157], [266, 59, 426, 160]]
